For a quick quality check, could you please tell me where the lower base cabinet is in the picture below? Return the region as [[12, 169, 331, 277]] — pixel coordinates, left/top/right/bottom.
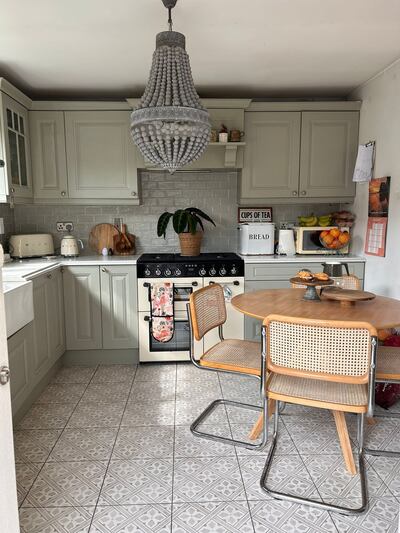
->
[[8, 323, 34, 414]]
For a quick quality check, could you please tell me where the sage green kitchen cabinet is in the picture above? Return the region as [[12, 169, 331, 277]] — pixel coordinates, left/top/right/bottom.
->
[[64, 111, 140, 200], [46, 268, 66, 361], [63, 266, 103, 350], [0, 92, 32, 201], [299, 111, 358, 198], [8, 323, 34, 415], [241, 112, 301, 199], [30, 111, 69, 200], [31, 274, 51, 378], [100, 265, 138, 350]]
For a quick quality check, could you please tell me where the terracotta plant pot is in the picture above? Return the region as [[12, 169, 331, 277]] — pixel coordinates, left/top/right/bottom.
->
[[179, 231, 203, 256]]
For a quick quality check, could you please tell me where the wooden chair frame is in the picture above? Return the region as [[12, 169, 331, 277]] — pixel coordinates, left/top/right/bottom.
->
[[259, 315, 378, 515]]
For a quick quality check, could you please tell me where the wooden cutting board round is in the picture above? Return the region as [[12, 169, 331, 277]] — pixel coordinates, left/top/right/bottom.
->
[[322, 287, 376, 307], [89, 224, 119, 255]]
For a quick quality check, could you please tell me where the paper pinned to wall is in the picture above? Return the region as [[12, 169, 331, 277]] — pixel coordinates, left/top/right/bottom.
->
[[353, 143, 375, 182]]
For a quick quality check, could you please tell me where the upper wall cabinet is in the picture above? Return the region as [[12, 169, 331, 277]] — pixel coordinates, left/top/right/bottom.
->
[[299, 111, 358, 199], [30, 111, 68, 200], [0, 91, 33, 202], [239, 105, 360, 203]]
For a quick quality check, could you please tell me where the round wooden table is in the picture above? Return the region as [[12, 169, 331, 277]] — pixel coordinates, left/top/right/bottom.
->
[[232, 288, 400, 329]]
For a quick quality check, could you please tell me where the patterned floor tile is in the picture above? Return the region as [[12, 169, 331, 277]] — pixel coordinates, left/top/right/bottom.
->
[[98, 459, 173, 505], [17, 404, 76, 430], [279, 403, 333, 421], [359, 417, 400, 453], [367, 455, 400, 496], [135, 363, 176, 382], [304, 453, 391, 504], [249, 498, 337, 533], [112, 426, 174, 460], [36, 383, 87, 405], [174, 424, 236, 458], [52, 366, 97, 384], [48, 428, 118, 462], [176, 363, 219, 383], [173, 456, 246, 503], [92, 364, 137, 383], [19, 506, 94, 533], [175, 399, 227, 426], [220, 381, 261, 406], [121, 401, 175, 427], [129, 380, 176, 402], [14, 430, 62, 463], [330, 497, 399, 533], [67, 402, 125, 429], [176, 381, 222, 402], [22, 460, 107, 507], [231, 422, 296, 456], [80, 382, 131, 404], [225, 404, 265, 425], [91, 504, 172, 533], [238, 454, 320, 502], [172, 501, 254, 533], [15, 462, 43, 506]]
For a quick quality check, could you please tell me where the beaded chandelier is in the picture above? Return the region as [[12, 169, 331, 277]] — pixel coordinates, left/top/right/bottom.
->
[[130, 0, 210, 173]]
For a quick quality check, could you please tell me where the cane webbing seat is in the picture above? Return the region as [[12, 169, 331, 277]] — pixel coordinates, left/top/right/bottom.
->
[[336, 275, 361, 290], [267, 374, 368, 410], [200, 339, 261, 376], [376, 346, 400, 380]]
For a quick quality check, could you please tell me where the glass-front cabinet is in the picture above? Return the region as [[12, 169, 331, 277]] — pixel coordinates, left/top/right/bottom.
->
[[0, 92, 32, 200]]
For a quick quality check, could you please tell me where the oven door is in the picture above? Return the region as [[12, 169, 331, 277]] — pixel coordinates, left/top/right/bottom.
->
[[139, 310, 203, 362], [138, 277, 202, 312]]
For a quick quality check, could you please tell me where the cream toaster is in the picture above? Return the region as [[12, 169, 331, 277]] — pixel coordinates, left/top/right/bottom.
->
[[9, 234, 55, 258]]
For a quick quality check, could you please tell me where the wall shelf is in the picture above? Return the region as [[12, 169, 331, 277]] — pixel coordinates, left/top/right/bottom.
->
[[208, 142, 246, 167]]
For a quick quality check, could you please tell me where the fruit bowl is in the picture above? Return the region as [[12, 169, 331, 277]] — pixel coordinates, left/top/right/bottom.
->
[[319, 228, 350, 251]]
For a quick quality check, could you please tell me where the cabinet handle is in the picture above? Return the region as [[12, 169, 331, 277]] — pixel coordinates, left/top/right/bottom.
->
[[61, 191, 66, 197], [101, 267, 108, 273], [0, 159, 5, 168], [47, 273, 52, 279], [131, 191, 137, 197], [192, 281, 198, 286], [292, 190, 298, 196], [10, 187, 15, 194], [301, 190, 307, 196]]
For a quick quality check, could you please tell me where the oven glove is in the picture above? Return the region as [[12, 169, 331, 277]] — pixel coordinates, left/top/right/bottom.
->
[[151, 316, 174, 343], [150, 282, 174, 342]]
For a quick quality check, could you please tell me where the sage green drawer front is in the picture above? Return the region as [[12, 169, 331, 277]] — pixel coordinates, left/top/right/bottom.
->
[[245, 262, 365, 281]]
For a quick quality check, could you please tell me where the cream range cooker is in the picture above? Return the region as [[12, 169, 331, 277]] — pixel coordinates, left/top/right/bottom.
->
[[137, 253, 245, 362]]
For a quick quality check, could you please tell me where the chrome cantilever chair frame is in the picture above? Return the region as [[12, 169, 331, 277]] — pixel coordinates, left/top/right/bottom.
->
[[186, 302, 269, 450], [259, 325, 378, 516]]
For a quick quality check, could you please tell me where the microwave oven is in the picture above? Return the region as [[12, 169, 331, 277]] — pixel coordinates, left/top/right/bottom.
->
[[294, 226, 350, 255]]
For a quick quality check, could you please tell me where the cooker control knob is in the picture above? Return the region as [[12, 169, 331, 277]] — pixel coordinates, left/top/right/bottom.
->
[[231, 266, 237, 275], [219, 267, 227, 276], [209, 267, 217, 276], [164, 268, 172, 276], [155, 268, 162, 276], [199, 267, 206, 276], [144, 268, 151, 276], [174, 268, 182, 276]]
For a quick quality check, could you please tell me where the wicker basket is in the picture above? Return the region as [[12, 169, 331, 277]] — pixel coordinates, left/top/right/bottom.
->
[[179, 231, 203, 256]]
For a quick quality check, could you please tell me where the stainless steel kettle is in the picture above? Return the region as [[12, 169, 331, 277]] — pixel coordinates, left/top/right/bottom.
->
[[322, 262, 350, 277]]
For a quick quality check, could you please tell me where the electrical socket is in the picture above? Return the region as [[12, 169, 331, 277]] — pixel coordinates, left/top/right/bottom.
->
[[56, 221, 74, 232]]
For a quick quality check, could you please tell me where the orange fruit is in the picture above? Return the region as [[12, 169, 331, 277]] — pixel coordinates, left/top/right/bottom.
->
[[331, 239, 340, 248], [323, 234, 334, 245], [320, 230, 329, 238], [330, 228, 340, 238], [338, 232, 350, 244]]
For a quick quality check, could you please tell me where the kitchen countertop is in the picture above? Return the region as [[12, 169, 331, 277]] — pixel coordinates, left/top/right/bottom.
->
[[239, 254, 365, 263]]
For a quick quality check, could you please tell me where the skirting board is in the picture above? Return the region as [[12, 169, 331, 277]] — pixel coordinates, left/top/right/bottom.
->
[[62, 348, 139, 366]]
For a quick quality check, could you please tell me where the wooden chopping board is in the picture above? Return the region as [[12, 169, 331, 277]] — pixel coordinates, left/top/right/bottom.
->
[[89, 223, 119, 255], [322, 287, 376, 307]]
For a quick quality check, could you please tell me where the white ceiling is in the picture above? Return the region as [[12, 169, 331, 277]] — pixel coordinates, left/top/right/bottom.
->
[[2, 0, 400, 99]]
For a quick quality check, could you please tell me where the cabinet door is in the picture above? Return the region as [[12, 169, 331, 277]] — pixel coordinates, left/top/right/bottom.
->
[[45, 269, 65, 360], [8, 323, 34, 414], [0, 93, 32, 199], [65, 111, 139, 199], [30, 111, 68, 199], [31, 275, 51, 377], [241, 112, 301, 199], [63, 266, 102, 350], [299, 111, 358, 198], [100, 265, 138, 349]]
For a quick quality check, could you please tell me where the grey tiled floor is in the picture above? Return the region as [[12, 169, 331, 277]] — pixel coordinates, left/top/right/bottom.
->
[[15, 362, 400, 532]]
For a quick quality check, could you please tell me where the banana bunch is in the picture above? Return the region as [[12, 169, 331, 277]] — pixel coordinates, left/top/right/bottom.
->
[[298, 214, 332, 227]]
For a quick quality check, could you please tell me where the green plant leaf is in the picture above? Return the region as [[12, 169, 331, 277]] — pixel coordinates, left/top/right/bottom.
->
[[173, 209, 189, 233], [187, 213, 197, 234], [187, 207, 216, 226], [192, 213, 204, 231], [157, 212, 173, 238]]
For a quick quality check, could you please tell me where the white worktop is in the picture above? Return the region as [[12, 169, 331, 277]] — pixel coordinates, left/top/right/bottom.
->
[[240, 254, 365, 264]]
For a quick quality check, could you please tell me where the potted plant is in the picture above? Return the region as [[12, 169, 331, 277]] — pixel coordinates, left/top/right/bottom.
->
[[157, 207, 216, 256]]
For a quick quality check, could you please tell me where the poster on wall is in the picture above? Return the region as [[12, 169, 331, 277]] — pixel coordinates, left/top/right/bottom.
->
[[365, 176, 391, 257]]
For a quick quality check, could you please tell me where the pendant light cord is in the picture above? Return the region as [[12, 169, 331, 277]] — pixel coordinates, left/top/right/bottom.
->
[[168, 7, 173, 31]]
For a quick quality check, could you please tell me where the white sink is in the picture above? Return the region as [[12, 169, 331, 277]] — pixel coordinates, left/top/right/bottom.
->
[[3, 280, 34, 338]]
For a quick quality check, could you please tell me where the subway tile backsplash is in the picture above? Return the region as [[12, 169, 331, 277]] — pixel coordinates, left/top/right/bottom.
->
[[10, 170, 340, 255]]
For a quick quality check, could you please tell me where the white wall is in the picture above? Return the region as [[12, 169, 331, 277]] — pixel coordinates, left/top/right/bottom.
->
[[350, 59, 400, 298]]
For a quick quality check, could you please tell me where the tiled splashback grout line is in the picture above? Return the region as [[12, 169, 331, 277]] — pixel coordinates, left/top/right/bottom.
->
[[6, 170, 342, 254]]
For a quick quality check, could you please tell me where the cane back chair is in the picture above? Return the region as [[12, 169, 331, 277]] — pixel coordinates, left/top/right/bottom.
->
[[291, 274, 361, 291], [186, 283, 269, 450], [260, 314, 378, 515], [365, 345, 400, 457]]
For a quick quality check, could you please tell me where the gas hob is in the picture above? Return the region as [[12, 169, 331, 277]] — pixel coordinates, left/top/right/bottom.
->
[[137, 252, 244, 278]]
